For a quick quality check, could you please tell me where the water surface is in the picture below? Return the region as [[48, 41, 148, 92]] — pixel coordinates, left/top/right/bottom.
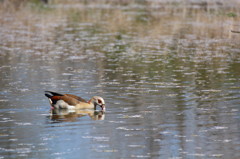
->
[[0, 1, 240, 159]]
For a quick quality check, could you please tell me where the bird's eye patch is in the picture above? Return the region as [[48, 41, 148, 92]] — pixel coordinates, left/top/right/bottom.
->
[[98, 99, 102, 103]]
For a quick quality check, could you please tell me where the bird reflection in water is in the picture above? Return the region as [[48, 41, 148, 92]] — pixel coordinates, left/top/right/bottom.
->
[[49, 109, 105, 122]]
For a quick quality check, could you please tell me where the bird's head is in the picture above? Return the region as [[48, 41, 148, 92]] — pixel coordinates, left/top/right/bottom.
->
[[92, 96, 105, 111]]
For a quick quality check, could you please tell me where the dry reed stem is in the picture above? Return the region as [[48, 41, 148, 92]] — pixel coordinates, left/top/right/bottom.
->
[[1, 0, 240, 55]]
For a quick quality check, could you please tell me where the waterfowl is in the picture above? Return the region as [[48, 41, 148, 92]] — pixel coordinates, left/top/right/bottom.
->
[[45, 91, 105, 111]]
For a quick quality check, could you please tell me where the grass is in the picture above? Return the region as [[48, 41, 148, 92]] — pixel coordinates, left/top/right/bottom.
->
[[227, 12, 237, 17]]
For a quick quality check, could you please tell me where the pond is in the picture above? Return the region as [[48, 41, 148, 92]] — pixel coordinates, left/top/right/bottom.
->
[[0, 1, 240, 159]]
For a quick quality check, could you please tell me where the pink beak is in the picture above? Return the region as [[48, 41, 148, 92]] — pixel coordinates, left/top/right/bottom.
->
[[101, 104, 106, 111]]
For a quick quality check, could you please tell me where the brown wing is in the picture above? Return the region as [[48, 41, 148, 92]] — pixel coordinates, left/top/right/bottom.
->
[[50, 95, 81, 106], [65, 94, 87, 103]]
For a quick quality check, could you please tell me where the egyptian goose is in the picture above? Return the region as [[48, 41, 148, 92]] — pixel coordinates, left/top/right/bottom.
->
[[45, 91, 105, 111]]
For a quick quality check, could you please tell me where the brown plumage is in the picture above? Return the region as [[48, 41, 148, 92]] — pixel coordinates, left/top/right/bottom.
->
[[64, 94, 87, 102], [45, 91, 105, 111]]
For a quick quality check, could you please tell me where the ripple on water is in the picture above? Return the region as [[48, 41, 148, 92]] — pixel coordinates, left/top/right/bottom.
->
[[0, 2, 240, 159], [15, 122, 33, 126]]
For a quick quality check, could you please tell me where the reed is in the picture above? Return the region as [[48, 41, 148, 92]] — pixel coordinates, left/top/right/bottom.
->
[[1, 0, 240, 55]]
